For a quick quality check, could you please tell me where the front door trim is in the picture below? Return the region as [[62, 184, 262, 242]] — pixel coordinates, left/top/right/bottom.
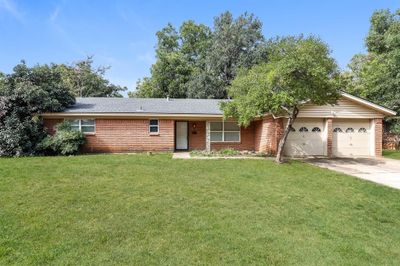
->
[[175, 121, 189, 151]]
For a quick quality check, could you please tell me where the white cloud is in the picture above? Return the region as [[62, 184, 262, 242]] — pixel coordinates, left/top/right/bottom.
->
[[0, 0, 24, 23], [49, 6, 60, 22]]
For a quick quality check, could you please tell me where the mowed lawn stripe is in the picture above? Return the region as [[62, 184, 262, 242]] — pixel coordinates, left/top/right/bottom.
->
[[0, 154, 399, 265]]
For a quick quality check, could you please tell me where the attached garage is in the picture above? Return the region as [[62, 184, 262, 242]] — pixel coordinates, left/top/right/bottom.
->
[[332, 119, 372, 157], [282, 92, 396, 157]]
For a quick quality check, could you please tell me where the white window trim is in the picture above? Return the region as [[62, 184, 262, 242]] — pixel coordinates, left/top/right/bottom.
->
[[65, 119, 96, 135], [149, 119, 159, 135], [210, 121, 241, 143]]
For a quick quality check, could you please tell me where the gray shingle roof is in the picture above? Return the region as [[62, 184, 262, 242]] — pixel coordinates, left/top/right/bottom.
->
[[63, 97, 226, 114]]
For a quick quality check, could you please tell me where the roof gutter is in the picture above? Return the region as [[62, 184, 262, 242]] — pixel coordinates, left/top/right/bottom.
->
[[41, 112, 224, 119]]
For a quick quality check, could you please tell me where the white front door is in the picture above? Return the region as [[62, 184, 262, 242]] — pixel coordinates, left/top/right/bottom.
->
[[284, 118, 325, 156], [176, 122, 188, 150], [333, 119, 370, 157]]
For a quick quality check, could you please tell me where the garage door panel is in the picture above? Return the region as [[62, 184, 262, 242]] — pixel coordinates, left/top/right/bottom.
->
[[284, 119, 325, 156], [333, 119, 370, 157]]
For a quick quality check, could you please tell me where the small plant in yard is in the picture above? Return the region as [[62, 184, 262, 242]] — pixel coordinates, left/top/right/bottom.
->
[[190, 149, 268, 157], [219, 148, 241, 156], [39, 121, 85, 155]]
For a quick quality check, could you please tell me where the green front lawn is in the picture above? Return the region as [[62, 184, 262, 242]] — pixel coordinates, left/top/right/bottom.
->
[[1, 154, 399, 265], [383, 149, 400, 160]]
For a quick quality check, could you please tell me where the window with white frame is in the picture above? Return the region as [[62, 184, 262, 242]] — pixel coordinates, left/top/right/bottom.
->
[[68, 119, 95, 134], [149, 119, 159, 133], [210, 121, 240, 142]]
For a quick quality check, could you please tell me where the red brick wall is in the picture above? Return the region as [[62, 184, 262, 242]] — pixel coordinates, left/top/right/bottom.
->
[[211, 122, 255, 151], [42, 118, 63, 135], [43, 118, 174, 153], [375, 118, 383, 157], [254, 117, 283, 154], [254, 117, 277, 153], [254, 120, 263, 152], [326, 118, 333, 157], [189, 121, 206, 150]]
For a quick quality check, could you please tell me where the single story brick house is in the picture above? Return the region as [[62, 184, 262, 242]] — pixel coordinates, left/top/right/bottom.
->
[[42, 92, 396, 157]]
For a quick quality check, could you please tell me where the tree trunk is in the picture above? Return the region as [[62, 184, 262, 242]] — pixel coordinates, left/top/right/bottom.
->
[[275, 107, 299, 163]]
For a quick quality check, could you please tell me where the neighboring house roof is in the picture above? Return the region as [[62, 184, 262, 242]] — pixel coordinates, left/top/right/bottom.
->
[[41, 93, 396, 118]]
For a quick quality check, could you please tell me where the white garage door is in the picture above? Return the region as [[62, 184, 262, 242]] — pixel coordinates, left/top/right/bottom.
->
[[284, 118, 325, 156], [333, 119, 370, 157]]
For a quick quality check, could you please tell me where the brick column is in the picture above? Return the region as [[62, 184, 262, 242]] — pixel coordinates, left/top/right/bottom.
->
[[205, 121, 211, 152], [374, 118, 383, 157], [326, 118, 333, 157]]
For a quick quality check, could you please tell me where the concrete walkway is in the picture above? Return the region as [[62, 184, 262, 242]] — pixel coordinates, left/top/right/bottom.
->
[[172, 152, 191, 159], [306, 157, 400, 189]]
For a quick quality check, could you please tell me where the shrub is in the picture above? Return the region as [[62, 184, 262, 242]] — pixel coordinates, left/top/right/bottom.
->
[[219, 148, 241, 156], [40, 121, 85, 155], [0, 112, 46, 157]]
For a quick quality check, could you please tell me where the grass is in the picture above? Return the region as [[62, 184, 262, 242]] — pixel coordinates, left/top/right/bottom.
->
[[383, 149, 400, 160], [0, 154, 399, 265]]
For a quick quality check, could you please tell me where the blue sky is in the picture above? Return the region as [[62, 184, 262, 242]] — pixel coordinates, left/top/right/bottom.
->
[[0, 0, 399, 95]]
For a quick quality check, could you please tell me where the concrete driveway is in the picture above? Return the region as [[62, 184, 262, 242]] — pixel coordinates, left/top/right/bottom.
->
[[306, 157, 400, 189]]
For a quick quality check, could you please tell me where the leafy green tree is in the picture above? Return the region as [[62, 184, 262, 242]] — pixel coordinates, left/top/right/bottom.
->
[[180, 21, 212, 64], [58, 56, 127, 97], [132, 11, 266, 99], [345, 9, 400, 132], [222, 36, 340, 163], [130, 23, 202, 98], [0, 62, 75, 156]]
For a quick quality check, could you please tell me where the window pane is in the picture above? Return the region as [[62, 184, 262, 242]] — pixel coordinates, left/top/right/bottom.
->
[[71, 125, 80, 131], [150, 126, 158, 133], [149, 120, 158, 126], [210, 122, 222, 131], [81, 126, 95, 133], [224, 122, 240, 131], [69, 120, 80, 126], [210, 132, 222, 141], [81, 119, 95, 126], [224, 132, 240, 142]]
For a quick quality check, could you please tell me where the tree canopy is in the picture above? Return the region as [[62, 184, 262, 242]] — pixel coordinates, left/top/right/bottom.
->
[[344, 9, 400, 132], [222, 36, 340, 163], [130, 11, 266, 99], [57, 56, 127, 98], [0, 62, 75, 156]]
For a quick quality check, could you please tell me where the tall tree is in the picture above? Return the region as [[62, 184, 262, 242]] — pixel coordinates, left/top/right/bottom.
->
[[130, 23, 206, 98], [131, 11, 266, 99], [58, 56, 127, 97], [0, 62, 75, 156], [345, 9, 400, 132], [222, 36, 340, 163]]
